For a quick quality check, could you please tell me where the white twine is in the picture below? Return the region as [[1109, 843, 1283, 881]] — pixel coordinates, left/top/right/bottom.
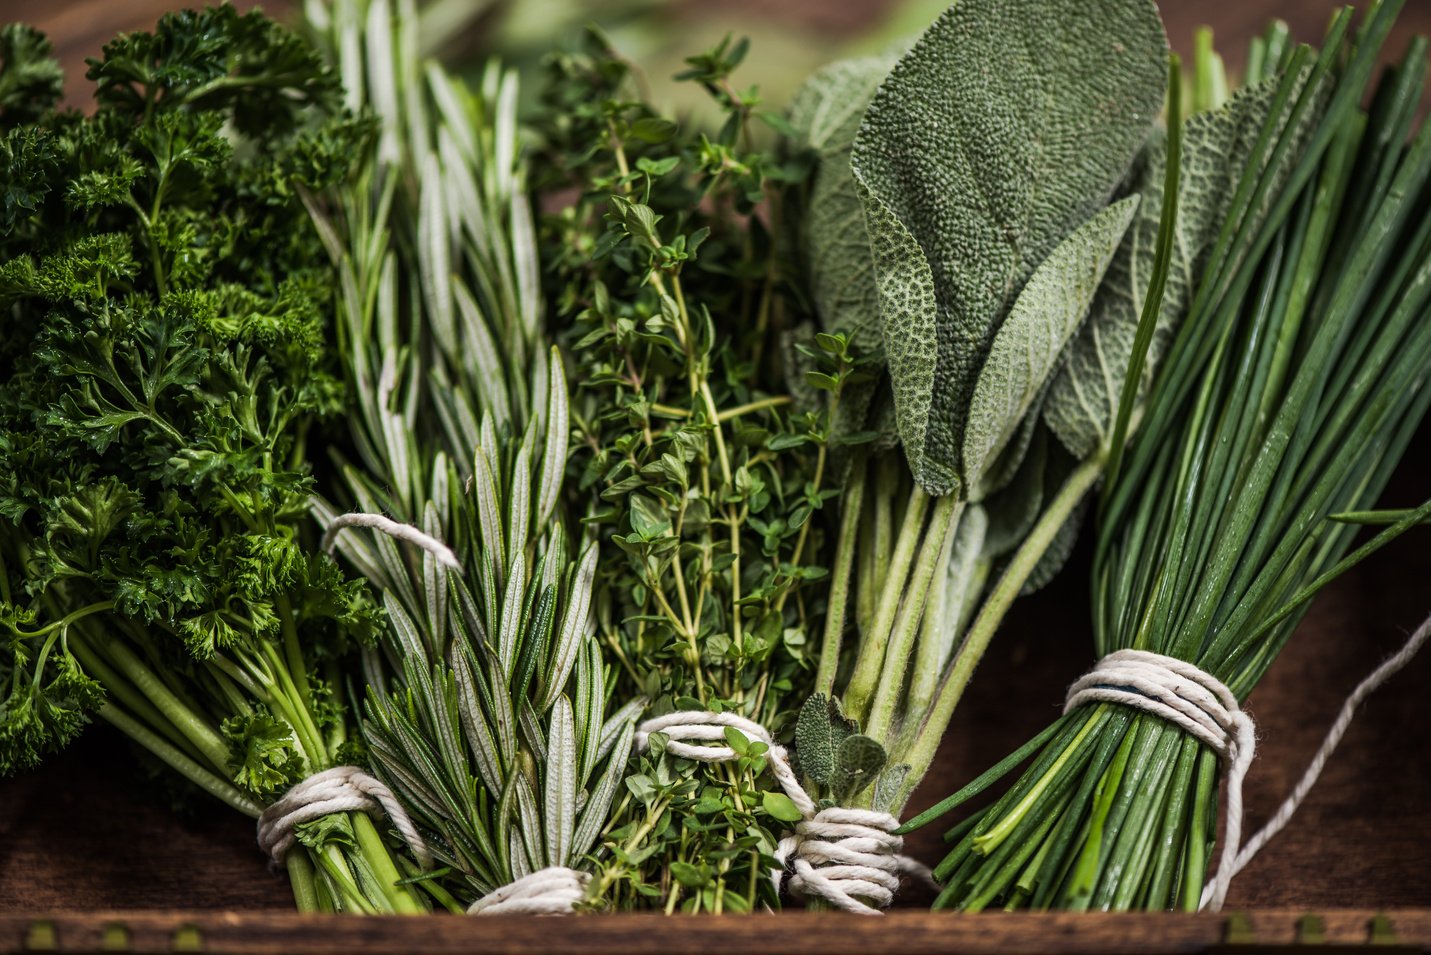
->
[[322, 511, 464, 573], [256, 766, 433, 869], [1066, 613, 1431, 912], [636, 711, 934, 915], [468, 868, 590, 916]]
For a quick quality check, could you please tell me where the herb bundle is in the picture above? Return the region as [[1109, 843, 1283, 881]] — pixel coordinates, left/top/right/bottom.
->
[[532, 33, 846, 911], [784, 0, 1176, 816], [0, 10, 424, 912], [303, 0, 637, 910], [915, 0, 1431, 911]]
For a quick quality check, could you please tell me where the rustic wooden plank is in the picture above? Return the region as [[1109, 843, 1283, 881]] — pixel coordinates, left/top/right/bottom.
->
[[4, 909, 1431, 955]]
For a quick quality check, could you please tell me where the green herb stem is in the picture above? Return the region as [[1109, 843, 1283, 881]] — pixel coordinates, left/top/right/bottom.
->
[[897, 452, 1104, 804], [843, 487, 931, 723]]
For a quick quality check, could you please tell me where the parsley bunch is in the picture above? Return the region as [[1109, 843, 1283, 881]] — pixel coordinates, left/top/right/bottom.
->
[[0, 10, 423, 912]]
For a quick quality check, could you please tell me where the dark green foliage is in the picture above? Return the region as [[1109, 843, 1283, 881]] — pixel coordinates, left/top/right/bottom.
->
[[917, 3, 1431, 911], [535, 30, 850, 911]]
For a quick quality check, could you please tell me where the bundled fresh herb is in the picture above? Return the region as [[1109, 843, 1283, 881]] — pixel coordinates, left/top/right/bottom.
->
[[0, 10, 426, 912], [532, 32, 849, 911], [914, 0, 1431, 911], [303, 0, 637, 911], [783, 0, 1175, 817]]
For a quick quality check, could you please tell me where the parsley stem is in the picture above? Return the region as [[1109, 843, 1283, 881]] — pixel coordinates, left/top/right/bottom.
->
[[94, 634, 233, 772], [96, 703, 259, 817], [286, 850, 321, 913]]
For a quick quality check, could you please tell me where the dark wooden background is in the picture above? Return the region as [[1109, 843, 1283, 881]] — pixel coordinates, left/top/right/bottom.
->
[[1, 0, 1429, 916]]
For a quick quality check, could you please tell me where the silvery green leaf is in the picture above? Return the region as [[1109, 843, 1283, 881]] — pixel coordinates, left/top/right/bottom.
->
[[519, 704, 548, 765], [575, 639, 602, 778], [497, 549, 525, 679], [542, 543, 597, 710], [470, 443, 504, 579], [536, 350, 569, 529], [426, 60, 476, 163], [830, 734, 887, 804], [428, 668, 467, 801], [382, 593, 425, 660], [452, 281, 511, 429], [850, 0, 1166, 494], [872, 763, 911, 815], [418, 150, 456, 360], [1044, 77, 1294, 458], [515, 773, 545, 873], [574, 720, 635, 857], [507, 440, 532, 563], [545, 696, 577, 866], [510, 175, 542, 344], [421, 501, 447, 651], [451, 642, 502, 794], [596, 697, 647, 764], [794, 693, 838, 787], [789, 53, 900, 351], [363, 0, 400, 163], [963, 197, 1139, 486], [489, 642, 517, 759]]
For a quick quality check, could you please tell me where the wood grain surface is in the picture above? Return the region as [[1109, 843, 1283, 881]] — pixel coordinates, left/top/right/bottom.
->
[[3, 909, 1431, 954], [0, 0, 1429, 937]]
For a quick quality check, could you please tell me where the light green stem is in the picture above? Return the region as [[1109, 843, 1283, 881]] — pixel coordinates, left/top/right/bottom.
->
[[287, 850, 322, 913], [92, 636, 233, 771], [815, 457, 867, 695], [97, 704, 259, 816], [351, 811, 425, 914], [843, 487, 930, 723], [894, 452, 1104, 808], [864, 494, 963, 746]]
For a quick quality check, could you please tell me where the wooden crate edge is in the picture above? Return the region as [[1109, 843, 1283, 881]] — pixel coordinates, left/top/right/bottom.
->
[[4, 908, 1430, 954]]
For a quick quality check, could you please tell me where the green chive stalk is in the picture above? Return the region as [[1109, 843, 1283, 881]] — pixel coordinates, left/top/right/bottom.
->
[[915, 0, 1431, 910]]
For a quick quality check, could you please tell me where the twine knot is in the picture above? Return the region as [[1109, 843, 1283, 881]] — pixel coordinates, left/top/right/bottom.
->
[[1065, 649, 1252, 911], [1066, 617, 1430, 911], [637, 710, 933, 915], [468, 868, 590, 915], [256, 766, 432, 869]]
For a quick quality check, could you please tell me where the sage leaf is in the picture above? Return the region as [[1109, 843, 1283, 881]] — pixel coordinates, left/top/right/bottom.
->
[[1044, 76, 1298, 458], [850, 0, 1167, 494], [963, 197, 1139, 486], [789, 52, 900, 353], [794, 693, 837, 786], [831, 734, 886, 804]]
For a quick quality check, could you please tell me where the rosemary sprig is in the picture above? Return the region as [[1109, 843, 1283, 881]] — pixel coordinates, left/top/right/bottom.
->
[[304, 0, 634, 908]]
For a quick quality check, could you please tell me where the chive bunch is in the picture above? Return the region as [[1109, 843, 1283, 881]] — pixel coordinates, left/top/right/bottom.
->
[[913, 0, 1431, 911]]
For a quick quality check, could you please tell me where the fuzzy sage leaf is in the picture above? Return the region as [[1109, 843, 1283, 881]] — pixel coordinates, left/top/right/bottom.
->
[[1044, 76, 1303, 458], [850, 0, 1167, 494]]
